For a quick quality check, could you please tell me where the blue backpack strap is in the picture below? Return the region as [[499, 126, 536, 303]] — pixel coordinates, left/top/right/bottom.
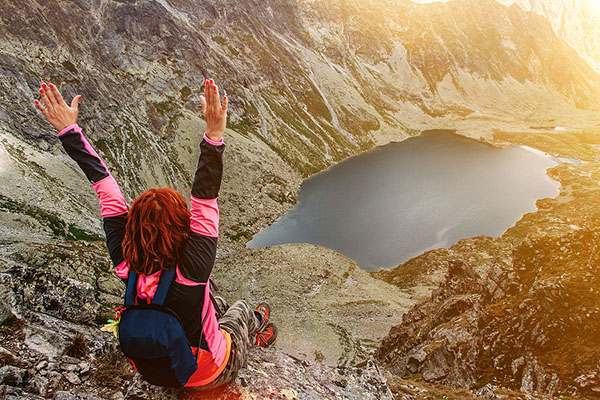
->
[[125, 269, 175, 306], [152, 269, 176, 306], [125, 270, 139, 306]]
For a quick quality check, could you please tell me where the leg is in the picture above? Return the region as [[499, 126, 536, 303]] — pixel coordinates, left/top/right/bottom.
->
[[211, 295, 229, 319], [199, 300, 260, 389]]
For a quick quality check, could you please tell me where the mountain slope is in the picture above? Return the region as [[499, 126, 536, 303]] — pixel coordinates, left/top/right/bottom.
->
[[1, 0, 599, 245], [1, 0, 600, 397], [497, 0, 600, 73], [374, 127, 600, 398]]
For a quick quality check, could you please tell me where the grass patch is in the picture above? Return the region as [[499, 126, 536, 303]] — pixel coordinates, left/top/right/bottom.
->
[[225, 224, 254, 242], [180, 86, 192, 101], [0, 314, 24, 335], [150, 99, 177, 115], [212, 36, 227, 45], [62, 60, 78, 74], [93, 351, 135, 387], [0, 193, 102, 241], [64, 333, 89, 359], [229, 101, 260, 137]]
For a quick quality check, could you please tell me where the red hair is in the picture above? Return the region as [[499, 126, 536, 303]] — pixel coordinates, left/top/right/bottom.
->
[[122, 188, 190, 276]]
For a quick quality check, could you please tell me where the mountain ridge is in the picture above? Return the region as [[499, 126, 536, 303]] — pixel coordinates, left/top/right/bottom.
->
[[1, 0, 600, 398], [497, 0, 600, 74]]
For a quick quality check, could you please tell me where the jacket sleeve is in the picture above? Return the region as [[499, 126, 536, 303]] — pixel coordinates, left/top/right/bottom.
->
[[177, 133, 225, 285], [58, 124, 129, 276]]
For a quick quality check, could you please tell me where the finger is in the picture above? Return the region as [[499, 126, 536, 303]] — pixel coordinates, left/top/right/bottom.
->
[[221, 95, 228, 115], [49, 83, 66, 106], [34, 100, 48, 116], [212, 84, 220, 109], [70, 95, 81, 110], [208, 79, 216, 105], [42, 83, 58, 107], [204, 80, 212, 111], [199, 95, 207, 114], [209, 80, 217, 111], [39, 87, 53, 111]]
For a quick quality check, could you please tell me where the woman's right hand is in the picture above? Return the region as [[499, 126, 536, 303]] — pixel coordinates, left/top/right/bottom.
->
[[34, 83, 81, 132], [199, 79, 228, 142]]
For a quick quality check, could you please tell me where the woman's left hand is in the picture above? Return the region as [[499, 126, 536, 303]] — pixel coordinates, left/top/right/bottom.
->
[[35, 83, 81, 132], [199, 79, 227, 142]]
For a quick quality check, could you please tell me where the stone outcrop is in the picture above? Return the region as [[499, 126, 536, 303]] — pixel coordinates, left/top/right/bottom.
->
[[0, 262, 394, 399], [376, 230, 600, 398]]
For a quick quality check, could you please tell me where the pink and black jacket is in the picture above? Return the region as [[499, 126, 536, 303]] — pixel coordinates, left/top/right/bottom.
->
[[59, 124, 231, 386]]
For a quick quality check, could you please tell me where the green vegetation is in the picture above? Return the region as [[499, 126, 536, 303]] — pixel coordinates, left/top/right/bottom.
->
[[0, 193, 102, 241], [328, 322, 368, 366], [62, 60, 78, 74], [493, 129, 599, 161], [227, 45, 239, 56], [180, 85, 192, 100], [212, 36, 227, 45], [2, 140, 61, 187], [150, 99, 177, 115], [300, 80, 333, 124], [228, 101, 260, 138], [338, 105, 380, 133], [225, 223, 254, 242]]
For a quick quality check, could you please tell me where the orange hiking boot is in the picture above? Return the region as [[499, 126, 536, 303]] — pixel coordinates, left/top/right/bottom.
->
[[254, 302, 270, 328], [254, 322, 278, 347], [253, 302, 277, 346]]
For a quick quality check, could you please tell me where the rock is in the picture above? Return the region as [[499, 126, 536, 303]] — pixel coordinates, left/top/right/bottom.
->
[[79, 361, 90, 374], [25, 375, 49, 396], [34, 360, 47, 371], [179, 350, 393, 400], [0, 385, 45, 400], [63, 371, 81, 385], [0, 365, 27, 387], [475, 383, 497, 399], [0, 1, 599, 399], [24, 330, 61, 361], [0, 266, 100, 325], [575, 371, 599, 388], [0, 300, 11, 325], [53, 392, 79, 400], [377, 230, 600, 397], [61, 363, 78, 372], [0, 347, 19, 368]]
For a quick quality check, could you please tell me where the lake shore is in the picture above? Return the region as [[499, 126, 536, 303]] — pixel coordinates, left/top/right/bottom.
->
[[247, 130, 561, 269]]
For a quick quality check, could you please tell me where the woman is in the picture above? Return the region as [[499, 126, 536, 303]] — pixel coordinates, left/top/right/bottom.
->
[[34, 80, 277, 388]]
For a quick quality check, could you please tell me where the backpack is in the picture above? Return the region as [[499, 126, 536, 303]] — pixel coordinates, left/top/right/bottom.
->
[[118, 269, 199, 387]]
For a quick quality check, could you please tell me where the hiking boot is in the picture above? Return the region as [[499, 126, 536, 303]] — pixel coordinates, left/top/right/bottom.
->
[[254, 322, 278, 347], [254, 302, 270, 329]]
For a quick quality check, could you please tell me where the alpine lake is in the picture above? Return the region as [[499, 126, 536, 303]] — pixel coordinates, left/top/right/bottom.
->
[[248, 130, 563, 271]]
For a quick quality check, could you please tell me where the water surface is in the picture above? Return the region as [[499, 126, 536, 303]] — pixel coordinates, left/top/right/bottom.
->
[[248, 131, 560, 270]]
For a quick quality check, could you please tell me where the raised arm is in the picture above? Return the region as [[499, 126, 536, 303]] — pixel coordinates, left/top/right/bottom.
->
[[35, 83, 128, 271], [178, 79, 228, 284]]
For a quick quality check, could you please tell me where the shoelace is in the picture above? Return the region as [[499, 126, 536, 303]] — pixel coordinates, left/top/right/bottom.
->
[[255, 327, 273, 345], [255, 309, 269, 331], [254, 311, 271, 344]]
